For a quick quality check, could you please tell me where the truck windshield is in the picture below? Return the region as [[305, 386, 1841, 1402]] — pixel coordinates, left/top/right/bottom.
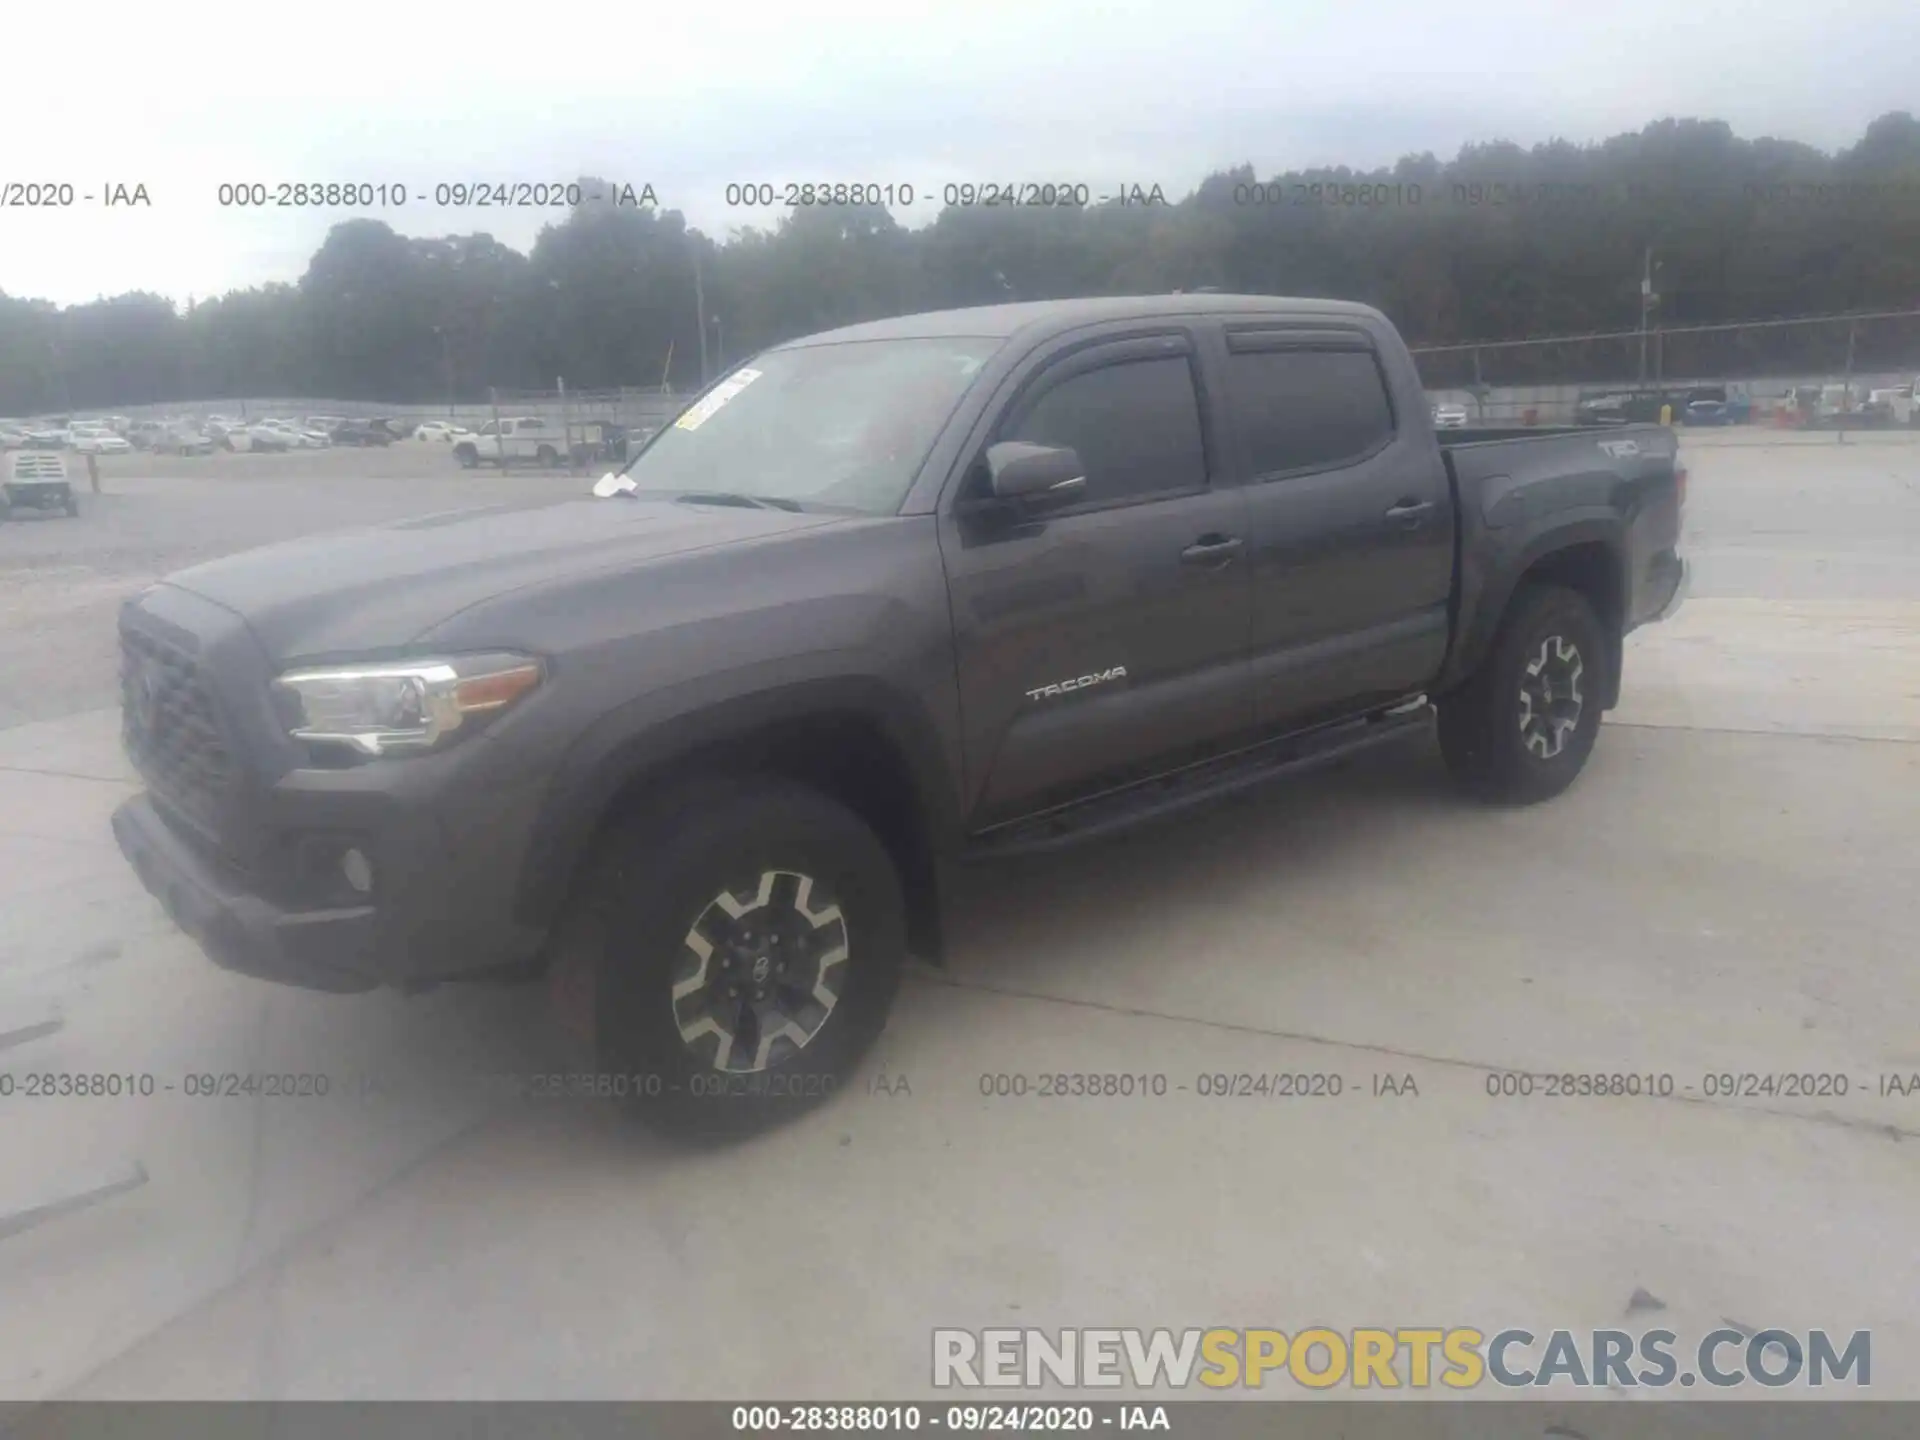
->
[[622, 337, 1001, 514]]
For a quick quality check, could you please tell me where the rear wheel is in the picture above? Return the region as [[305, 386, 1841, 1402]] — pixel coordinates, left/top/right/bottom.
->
[[1437, 583, 1607, 804], [454, 444, 478, 470], [560, 777, 906, 1142], [63, 493, 80, 517], [536, 444, 558, 468]]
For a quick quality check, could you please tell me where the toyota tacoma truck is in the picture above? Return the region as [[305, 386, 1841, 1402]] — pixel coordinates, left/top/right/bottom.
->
[[110, 294, 1689, 1137]]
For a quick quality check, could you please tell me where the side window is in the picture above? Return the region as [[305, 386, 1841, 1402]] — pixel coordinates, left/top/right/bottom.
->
[[1225, 347, 1395, 477], [1004, 356, 1207, 505]]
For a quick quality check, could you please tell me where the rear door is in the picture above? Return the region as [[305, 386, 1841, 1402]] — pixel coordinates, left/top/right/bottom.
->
[[938, 329, 1254, 828], [1216, 322, 1455, 733]]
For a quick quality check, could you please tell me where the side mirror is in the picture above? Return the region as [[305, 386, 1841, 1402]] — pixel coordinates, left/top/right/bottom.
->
[[986, 441, 1086, 504]]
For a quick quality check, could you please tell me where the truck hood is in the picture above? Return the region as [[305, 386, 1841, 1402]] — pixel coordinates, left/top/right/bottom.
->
[[161, 494, 844, 660]]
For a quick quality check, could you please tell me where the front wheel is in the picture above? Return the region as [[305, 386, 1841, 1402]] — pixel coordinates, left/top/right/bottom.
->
[[454, 445, 478, 470], [536, 444, 558, 468], [1437, 583, 1608, 804], [564, 777, 906, 1142]]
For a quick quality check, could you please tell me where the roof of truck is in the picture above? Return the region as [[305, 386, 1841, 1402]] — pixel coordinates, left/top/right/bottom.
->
[[777, 294, 1386, 348]]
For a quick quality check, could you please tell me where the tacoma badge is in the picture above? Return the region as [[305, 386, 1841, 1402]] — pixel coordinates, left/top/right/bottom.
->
[[1026, 666, 1128, 702]]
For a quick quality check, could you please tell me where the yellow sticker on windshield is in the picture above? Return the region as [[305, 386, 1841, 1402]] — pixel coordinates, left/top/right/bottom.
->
[[674, 368, 763, 432]]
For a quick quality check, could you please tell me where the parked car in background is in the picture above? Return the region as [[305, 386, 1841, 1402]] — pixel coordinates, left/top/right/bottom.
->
[[1574, 388, 1693, 425], [74, 425, 134, 454], [451, 415, 567, 468], [414, 420, 471, 442], [331, 419, 395, 447], [0, 424, 31, 449], [1431, 403, 1469, 429], [1682, 387, 1731, 426], [367, 418, 410, 443], [1862, 386, 1914, 427], [1813, 384, 1860, 427], [570, 419, 631, 465], [245, 422, 300, 453], [152, 426, 217, 456], [261, 419, 331, 448]]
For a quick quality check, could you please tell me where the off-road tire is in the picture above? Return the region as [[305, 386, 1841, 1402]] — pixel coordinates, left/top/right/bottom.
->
[[565, 776, 906, 1142], [1437, 583, 1607, 804], [536, 444, 559, 468], [454, 444, 478, 470], [63, 493, 80, 518]]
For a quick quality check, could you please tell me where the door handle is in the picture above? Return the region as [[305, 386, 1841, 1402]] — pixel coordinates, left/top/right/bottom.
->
[[1180, 535, 1243, 566], [1384, 499, 1435, 527]]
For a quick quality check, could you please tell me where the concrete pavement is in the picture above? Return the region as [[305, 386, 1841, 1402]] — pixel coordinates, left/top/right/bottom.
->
[[1, 440, 1916, 1402]]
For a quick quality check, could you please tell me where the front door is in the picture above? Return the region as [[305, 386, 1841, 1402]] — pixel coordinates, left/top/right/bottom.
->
[[937, 332, 1255, 829]]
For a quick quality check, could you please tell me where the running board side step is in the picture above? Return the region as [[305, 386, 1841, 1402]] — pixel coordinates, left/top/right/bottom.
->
[[965, 701, 1435, 859]]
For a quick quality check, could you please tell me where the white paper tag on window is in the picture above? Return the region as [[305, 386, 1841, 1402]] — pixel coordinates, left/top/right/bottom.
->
[[673, 368, 763, 432]]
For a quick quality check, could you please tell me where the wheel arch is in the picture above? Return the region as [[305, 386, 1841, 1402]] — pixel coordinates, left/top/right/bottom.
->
[[1443, 520, 1629, 710], [515, 677, 961, 967]]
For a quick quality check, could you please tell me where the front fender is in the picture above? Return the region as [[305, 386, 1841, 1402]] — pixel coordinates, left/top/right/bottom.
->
[[510, 670, 963, 932]]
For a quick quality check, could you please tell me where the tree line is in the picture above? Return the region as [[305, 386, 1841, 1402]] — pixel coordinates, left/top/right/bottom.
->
[[3, 112, 1918, 415]]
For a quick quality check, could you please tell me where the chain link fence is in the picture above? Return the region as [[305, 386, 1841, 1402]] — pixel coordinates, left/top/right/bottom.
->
[[1412, 308, 1920, 433], [48, 309, 1920, 443], [92, 386, 688, 438]]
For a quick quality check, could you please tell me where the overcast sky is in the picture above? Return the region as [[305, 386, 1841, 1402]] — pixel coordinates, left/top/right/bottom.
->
[[5, 0, 1916, 308]]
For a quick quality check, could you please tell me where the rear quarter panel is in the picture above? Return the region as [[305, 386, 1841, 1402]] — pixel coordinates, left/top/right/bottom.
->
[[1436, 424, 1680, 696]]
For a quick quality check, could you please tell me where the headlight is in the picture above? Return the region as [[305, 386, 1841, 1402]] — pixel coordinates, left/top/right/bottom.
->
[[272, 652, 543, 756]]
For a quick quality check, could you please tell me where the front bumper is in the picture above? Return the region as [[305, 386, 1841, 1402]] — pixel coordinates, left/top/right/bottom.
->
[[113, 793, 382, 992], [111, 583, 555, 993]]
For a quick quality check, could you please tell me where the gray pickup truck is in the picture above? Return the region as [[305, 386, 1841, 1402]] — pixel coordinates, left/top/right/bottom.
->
[[110, 294, 1688, 1136]]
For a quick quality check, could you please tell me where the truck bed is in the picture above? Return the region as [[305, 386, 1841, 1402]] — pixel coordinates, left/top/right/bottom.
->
[[1431, 421, 1684, 701]]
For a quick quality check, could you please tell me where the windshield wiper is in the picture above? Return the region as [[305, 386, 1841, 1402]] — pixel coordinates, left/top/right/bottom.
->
[[673, 490, 805, 512]]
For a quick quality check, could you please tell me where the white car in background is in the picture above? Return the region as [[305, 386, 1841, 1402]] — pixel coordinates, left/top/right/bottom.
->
[[1431, 403, 1470, 429], [414, 420, 470, 442], [73, 425, 133, 455], [245, 421, 303, 453], [255, 419, 330, 449]]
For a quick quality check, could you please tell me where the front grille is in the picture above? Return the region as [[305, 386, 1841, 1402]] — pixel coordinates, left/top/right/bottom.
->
[[121, 624, 233, 830]]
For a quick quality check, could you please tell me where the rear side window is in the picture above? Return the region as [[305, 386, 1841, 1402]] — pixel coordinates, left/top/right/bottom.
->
[[1006, 356, 1207, 504], [1226, 348, 1394, 476]]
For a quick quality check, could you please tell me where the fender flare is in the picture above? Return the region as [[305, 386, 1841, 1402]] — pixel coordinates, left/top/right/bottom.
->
[[511, 674, 963, 931], [1439, 514, 1629, 705]]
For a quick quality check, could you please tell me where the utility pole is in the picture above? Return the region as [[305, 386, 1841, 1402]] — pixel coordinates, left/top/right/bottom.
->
[[434, 326, 455, 416], [693, 244, 711, 387], [1840, 319, 1857, 446], [1637, 246, 1655, 385]]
